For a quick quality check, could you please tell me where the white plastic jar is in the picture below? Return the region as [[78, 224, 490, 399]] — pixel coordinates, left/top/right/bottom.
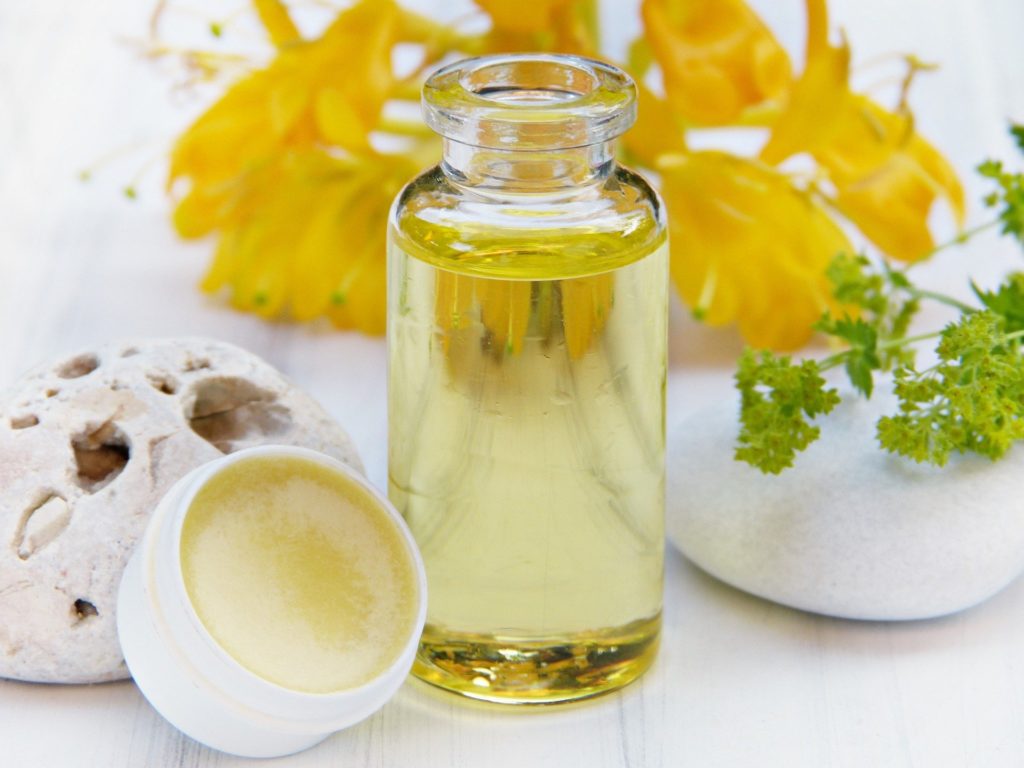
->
[[117, 445, 427, 758]]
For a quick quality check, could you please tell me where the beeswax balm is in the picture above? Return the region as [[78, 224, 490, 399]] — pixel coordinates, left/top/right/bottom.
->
[[180, 456, 418, 693]]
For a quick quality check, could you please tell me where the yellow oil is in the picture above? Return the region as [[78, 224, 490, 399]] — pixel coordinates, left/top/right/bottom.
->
[[179, 456, 419, 694], [388, 217, 667, 703]]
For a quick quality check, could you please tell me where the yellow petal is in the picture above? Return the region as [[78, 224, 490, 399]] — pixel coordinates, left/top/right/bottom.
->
[[758, 0, 964, 262], [172, 185, 227, 239], [332, 252, 388, 335], [434, 271, 478, 354], [759, 0, 849, 164], [335, 205, 391, 334], [641, 0, 791, 126], [252, 0, 301, 47], [660, 151, 851, 350], [169, 0, 398, 193], [621, 81, 687, 168], [314, 89, 370, 153], [818, 98, 965, 260], [561, 273, 614, 359], [289, 168, 365, 321], [474, 0, 575, 34], [832, 147, 965, 261], [314, 0, 399, 131], [200, 228, 245, 295], [478, 0, 599, 54], [188, 149, 410, 332], [169, 73, 285, 188], [269, 82, 309, 137], [477, 279, 533, 356], [910, 131, 966, 226]]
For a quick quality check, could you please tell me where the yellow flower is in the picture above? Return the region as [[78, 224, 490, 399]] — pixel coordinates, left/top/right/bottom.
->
[[621, 81, 687, 168], [433, 272, 614, 360], [561, 273, 615, 359], [169, 0, 400, 193], [476, 279, 535, 355], [192, 149, 416, 334], [159, 0, 963, 350], [757, 0, 848, 165], [660, 151, 852, 350], [474, 0, 574, 35], [821, 97, 966, 260], [251, 0, 301, 47], [434, 271, 478, 356], [473, 0, 599, 55], [168, 0, 423, 333], [640, 0, 791, 126], [433, 271, 534, 358], [760, 0, 964, 261]]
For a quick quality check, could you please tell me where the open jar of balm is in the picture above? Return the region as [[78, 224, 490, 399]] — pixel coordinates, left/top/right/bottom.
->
[[117, 446, 426, 758]]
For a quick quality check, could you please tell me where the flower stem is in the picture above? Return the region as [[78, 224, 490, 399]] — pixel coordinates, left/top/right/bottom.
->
[[878, 330, 943, 350], [915, 219, 1000, 261], [906, 288, 977, 314], [817, 329, 943, 373]]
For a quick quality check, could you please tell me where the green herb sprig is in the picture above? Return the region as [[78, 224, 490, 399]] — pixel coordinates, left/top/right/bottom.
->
[[736, 125, 1024, 474]]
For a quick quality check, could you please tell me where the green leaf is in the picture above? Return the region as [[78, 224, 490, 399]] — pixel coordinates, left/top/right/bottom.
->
[[885, 266, 912, 290], [978, 150, 1024, 244], [877, 311, 1024, 465], [735, 127, 1024, 475], [1012, 123, 1024, 153], [814, 315, 881, 397], [825, 253, 887, 315], [972, 273, 1024, 333], [734, 350, 840, 474], [820, 253, 921, 370]]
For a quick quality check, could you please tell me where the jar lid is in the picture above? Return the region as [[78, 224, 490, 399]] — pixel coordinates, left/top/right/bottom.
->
[[116, 446, 427, 758], [423, 54, 637, 151]]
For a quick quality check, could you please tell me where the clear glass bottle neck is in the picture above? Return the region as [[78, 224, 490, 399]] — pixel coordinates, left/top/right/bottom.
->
[[440, 138, 615, 193]]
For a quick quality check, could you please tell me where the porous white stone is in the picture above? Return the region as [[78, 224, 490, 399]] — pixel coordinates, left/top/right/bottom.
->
[[667, 390, 1024, 620], [0, 338, 363, 683]]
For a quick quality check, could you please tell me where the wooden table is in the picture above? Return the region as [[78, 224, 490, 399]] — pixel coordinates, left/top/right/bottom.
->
[[2, 0, 1023, 765]]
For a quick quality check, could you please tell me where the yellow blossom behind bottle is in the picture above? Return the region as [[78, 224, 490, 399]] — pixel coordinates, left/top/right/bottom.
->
[[155, 0, 964, 351], [660, 150, 851, 350], [640, 0, 791, 126], [758, 0, 965, 261]]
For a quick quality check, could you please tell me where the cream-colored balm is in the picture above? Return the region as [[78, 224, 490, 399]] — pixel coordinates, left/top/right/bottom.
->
[[179, 456, 419, 694]]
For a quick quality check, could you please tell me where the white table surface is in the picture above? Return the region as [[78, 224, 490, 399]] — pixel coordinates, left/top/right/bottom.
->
[[2, 1, 1023, 766]]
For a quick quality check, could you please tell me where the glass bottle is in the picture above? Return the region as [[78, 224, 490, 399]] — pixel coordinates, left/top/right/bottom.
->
[[387, 54, 667, 704]]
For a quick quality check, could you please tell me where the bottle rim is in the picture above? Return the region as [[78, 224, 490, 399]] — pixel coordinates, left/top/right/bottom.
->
[[422, 53, 637, 151]]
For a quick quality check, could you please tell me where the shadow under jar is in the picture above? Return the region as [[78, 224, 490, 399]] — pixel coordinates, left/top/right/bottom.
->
[[387, 54, 668, 704]]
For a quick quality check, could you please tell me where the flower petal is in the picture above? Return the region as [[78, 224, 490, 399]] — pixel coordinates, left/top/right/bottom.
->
[[314, 89, 370, 153], [477, 279, 533, 356], [170, 0, 398, 192], [660, 151, 852, 350], [561, 273, 615, 359], [815, 98, 966, 260], [473, 0, 576, 34], [759, 0, 849, 164], [759, 0, 964, 261], [641, 0, 791, 126], [621, 81, 687, 167], [252, 0, 301, 47]]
